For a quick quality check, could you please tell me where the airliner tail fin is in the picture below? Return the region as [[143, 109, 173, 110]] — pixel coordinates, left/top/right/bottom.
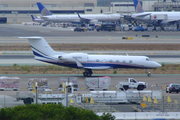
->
[[37, 2, 52, 16], [31, 15, 35, 21], [133, 0, 144, 13]]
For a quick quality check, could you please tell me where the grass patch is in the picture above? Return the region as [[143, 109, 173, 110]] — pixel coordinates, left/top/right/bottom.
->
[[0, 64, 180, 74]]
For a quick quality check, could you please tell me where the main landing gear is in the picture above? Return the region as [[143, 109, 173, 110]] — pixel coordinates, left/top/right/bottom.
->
[[83, 69, 93, 77], [146, 69, 151, 77]]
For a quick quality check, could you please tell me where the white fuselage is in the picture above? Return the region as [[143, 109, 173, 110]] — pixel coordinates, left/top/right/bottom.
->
[[41, 14, 121, 23], [132, 12, 180, 24], [20, 37, 161, 77], [36, 53, 161, 70]]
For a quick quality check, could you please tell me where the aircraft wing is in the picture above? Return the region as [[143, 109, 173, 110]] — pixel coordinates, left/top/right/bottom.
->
[[74, 58, 111, 70], [165, 19, 180, 24], [135, 13, 151, 17], [84, 66, 112, 70], [77, 13, 94, 24]]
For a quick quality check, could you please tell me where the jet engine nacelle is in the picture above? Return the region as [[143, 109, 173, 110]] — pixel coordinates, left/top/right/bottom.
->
[[89, 19, 98, 24], [58, 53, 88, 62]]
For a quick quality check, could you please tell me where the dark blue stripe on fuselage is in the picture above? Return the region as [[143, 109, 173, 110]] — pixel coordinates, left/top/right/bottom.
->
[[32, 51, 44, 57], [31, 45, 48, 57], [37, 59, 151, 69]]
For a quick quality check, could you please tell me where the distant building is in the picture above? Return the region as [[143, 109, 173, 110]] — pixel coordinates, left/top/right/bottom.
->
[[0, 0, 179, 23]]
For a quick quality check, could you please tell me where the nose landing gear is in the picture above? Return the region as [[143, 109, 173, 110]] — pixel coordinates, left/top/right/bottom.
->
[[146, 69, 151, 77]]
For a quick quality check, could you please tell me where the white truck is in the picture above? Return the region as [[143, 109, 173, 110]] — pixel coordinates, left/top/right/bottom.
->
[[116, 78, 148, 91]]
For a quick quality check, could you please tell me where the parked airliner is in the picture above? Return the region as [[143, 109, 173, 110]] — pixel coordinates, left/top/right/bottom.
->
[[31, 15, 47, 24], [132, 0, 180, 26], [37, 2, 121, 24], [19, 37, 161, 77]]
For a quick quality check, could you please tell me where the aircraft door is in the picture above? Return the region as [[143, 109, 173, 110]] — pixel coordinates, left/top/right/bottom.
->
[[130, 79, 137, 88]]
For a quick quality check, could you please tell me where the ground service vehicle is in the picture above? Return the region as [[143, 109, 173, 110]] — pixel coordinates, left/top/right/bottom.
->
[[27, 78, 49, 91], [0, 76, 20, 91], [134, 26, 146, 31], [96, 23, 116, 32], [166, 83, 180, 93], [58, 77, 78, 91], [117, 78, 148, 91], [85, 76, 111, 91], [74, 27, 85, 32]]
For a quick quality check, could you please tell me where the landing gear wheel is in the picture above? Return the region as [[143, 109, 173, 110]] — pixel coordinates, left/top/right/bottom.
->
[[83, 72, 88, 77], [83, 69, 93, 77], [147, 73, 151, 77], [87, 73, 92, 77]]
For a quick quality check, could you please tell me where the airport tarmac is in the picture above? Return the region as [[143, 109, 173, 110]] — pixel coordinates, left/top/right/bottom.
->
[[0, 24, 179, 112], [0, 74, 177, 97], [0, 74, 179, 112], [0, 54, 179, 65], [1, 24, 180, 44]]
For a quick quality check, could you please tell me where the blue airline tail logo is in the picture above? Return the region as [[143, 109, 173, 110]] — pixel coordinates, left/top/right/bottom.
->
[[31, 15, 35, 20], [133, 0, 144, 13], [37, 2, 52, 16]]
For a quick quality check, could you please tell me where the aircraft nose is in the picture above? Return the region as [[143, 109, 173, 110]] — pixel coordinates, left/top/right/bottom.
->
[[154, 62, 161, 68]]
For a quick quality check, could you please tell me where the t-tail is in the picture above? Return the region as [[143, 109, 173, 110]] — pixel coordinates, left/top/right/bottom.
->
[[133, 0, 144, 13], [19, 37, 55, 58], [37, 2, 52, 16]]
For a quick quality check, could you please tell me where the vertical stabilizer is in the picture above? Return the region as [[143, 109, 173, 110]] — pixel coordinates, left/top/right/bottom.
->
[[133, 0, 144, 13], [19, 37, 55, 57], [37, 2, 52, 16], [31, 15, 35, 21]]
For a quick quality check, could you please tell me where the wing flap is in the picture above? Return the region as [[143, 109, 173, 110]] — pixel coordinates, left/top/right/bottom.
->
[[74, 57, 111, 70], [77, 13, 91, 23], [74, 58, 84, 67], [84, 66, 111, 70]]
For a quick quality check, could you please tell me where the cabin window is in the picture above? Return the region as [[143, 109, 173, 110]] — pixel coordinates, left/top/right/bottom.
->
[[109, 60, 113, 62], [96, 59, 99, 62], [116, 60, 119, 63], [123, 60, 126, 63], [129, 60, 132, 63]]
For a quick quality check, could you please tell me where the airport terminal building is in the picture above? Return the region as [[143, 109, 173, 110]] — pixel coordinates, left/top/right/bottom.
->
[[0, 0, 179, 23]]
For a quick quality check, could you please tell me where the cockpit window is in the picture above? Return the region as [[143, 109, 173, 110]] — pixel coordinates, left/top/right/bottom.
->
[[146, 58, 151, 61]]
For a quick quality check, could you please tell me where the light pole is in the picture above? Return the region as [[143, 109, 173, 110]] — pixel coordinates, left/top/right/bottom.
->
[[35, 82, 38, 104], [110, 96, 112, 112]]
